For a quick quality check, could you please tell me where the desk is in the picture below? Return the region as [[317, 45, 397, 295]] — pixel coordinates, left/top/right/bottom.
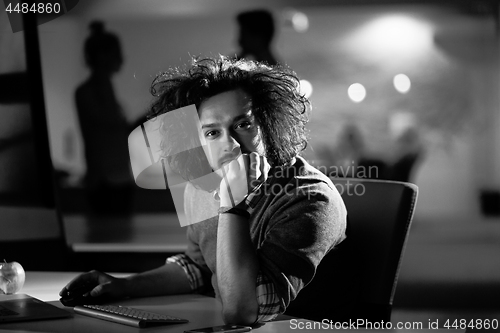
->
[[0, 272, 456, 333], [2, 272, 297, 333], [2, 272, 224, 333]]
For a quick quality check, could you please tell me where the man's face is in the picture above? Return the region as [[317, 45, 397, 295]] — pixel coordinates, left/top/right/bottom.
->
[[198, 89, 265, 176]]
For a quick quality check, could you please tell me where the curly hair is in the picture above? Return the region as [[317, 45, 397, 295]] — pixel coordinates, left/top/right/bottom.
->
[[149, 56, 310, 190]]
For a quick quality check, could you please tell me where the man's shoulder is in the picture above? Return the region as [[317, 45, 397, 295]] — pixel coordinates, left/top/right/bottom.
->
[[273, 156, 336, 191], [295, 156, 332, 181], [255, 157, 344, 217]]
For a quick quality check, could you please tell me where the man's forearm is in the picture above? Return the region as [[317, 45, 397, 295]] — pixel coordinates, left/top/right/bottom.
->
[[123, 262, 192, 298], [216, 213, 259, 325]]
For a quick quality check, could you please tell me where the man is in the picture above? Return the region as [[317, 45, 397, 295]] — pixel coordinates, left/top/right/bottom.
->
[[60, 56, 347, 325]]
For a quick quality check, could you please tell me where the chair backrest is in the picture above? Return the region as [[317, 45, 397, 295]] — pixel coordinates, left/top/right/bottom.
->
[[285, 178, 418, 323]]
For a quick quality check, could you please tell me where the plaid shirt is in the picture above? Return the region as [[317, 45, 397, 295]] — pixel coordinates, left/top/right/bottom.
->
[[167, 254, 281, 322]]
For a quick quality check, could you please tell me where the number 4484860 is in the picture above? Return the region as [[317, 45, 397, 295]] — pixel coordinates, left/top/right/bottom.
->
[[444, 318, 498, 330], [5, 2, 61, 14]]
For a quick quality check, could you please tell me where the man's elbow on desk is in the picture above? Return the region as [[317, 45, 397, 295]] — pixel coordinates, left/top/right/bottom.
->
[[221, 304, 258, 326]]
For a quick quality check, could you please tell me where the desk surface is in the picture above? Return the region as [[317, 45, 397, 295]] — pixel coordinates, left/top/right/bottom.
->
[[0, 272, 455, 333], [1, 272, 299, 333]]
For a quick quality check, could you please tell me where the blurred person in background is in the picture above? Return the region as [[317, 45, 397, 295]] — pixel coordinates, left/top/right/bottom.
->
[[389, 126, 425, 183], [75, 21, 134, 218], [235, 9, 279, 66]]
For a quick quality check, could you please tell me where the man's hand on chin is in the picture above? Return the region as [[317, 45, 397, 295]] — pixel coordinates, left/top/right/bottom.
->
[[219, 152, 270, 209]]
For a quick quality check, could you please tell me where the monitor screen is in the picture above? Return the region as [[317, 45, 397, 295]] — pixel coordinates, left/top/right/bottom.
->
[[0, 13, 62, 242]]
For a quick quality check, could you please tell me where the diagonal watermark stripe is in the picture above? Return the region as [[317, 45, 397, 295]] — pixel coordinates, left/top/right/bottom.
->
[[128, 104, 252, 227]]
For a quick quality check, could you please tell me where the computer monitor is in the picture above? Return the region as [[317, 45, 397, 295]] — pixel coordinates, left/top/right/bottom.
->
[[0, 14, 69, 270]]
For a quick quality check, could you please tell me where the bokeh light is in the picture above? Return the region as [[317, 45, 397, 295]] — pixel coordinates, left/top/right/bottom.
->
[[299, 79, 313, 98], [394, 74, 411, 93], [291, 11, 309, 32], [348, 83, 366, 103], [282, 9, 309, 33], [344, 14, 433, 61]]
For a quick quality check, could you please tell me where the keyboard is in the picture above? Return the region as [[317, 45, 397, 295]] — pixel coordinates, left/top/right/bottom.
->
[[74, 304, 188, 328]]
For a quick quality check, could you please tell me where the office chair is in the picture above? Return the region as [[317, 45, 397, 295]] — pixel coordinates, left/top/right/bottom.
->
[[284, 178, 418, 323]]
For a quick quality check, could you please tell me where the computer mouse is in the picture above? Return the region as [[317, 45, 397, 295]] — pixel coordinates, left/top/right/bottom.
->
[[59, 282, 98, 307]]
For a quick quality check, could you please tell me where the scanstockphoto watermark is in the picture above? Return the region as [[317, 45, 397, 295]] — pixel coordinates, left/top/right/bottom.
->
[[331, 179, 366, 197], [290, 318, 425, 330], [313, 162, 380, 180], [248, 175, 367, 201], [3, 0, 80, 33], [246, 163, 372, 200], [289, 318, 468, 331]]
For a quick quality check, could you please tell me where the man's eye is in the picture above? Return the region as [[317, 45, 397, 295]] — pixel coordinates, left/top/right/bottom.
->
[[236, 121, 251, 130], [205, 130, 218, 138]]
